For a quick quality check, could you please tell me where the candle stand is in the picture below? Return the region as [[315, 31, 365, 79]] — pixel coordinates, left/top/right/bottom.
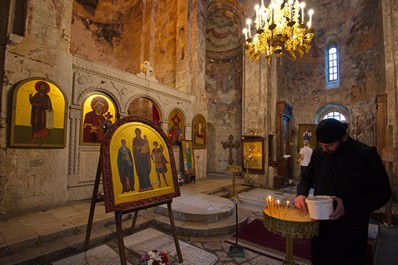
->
[[263, 207, 319, 265], [227, 165, 242, 202]]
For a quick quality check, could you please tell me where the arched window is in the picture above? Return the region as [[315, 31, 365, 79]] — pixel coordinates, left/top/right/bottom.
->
[[325, 45, 340, 89], [322, 111, 346, 121], [315, 103, 349, 124]]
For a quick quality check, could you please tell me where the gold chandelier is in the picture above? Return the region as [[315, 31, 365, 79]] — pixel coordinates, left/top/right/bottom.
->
[[243, 0, 314, 63]]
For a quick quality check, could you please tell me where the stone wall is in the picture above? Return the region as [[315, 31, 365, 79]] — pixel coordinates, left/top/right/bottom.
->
[[0, 0, 208, 215], [205, 1, 244, 173], [0, 0, 74, 214], [281, 0, 386, 148]]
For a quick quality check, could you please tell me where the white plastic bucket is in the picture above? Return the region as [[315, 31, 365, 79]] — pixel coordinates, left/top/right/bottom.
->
[[305, 196, 334, 220]]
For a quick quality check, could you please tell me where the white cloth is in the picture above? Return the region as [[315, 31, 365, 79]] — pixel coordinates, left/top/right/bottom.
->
[[300, 146, 313, 166]]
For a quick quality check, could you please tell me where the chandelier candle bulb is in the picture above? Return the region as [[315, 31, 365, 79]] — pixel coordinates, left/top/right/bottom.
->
[[271, 3, 275, 24], [243, 0, 315, 63], [243, 28, 248, 40], [246, 19, 252, 37], [255, 4, 259, 19], [301, 2, 305, 23], [308, 9, 314, 27]]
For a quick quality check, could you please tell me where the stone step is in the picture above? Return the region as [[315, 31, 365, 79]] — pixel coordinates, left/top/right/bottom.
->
[[152, 206, 249, 237], [154, 191, 236, 222], [152, 191, 249, 237], [0, 212, 152, 265]]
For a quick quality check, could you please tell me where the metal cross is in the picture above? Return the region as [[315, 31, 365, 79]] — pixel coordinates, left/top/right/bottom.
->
[[222, 134, 240, 165]]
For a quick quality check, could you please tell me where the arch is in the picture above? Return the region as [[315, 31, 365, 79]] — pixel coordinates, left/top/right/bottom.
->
[[75, 86, 122, 114], [315, 103, 350, 124], [127, 96, 163, 121], [206, 0, 244, 56]]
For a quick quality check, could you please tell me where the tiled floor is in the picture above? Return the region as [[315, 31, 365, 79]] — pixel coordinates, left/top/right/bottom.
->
[[0, 176, 396, 265], [0, 176, 292, 264]]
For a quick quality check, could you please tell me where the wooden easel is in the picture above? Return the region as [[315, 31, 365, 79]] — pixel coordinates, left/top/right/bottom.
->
[[84, 159, 183, 265]]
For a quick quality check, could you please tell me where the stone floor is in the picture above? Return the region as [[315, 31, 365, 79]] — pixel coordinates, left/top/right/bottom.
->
[[0, 175, 396, 265]]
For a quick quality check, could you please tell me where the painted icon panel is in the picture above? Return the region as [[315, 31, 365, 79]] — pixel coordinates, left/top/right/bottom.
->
[[10, 79, 67, 148], [101, 116, 180, 212], [80, 93, 117, 145]]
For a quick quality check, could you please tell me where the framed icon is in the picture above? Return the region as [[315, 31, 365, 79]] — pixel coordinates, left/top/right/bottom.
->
[[100, 116, 180, 212], [298, 124, 316, 150], [181, 140, 195, 175], [80, 93, 117, 145], [192, 114, 207, 149], [242, 136, 265, 174], [10, 78, 67, 148], [167, 110, 185, 146]]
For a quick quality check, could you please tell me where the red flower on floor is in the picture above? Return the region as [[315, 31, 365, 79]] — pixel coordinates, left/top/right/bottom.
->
[[140, 250, 174, 265]]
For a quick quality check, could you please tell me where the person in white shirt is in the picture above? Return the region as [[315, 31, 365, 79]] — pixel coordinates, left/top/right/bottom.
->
[[299, 140, 313, 177]]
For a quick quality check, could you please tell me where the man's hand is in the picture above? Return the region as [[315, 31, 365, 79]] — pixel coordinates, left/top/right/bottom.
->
[[294, 195, 308, 211], [329, 196, 345, 220]]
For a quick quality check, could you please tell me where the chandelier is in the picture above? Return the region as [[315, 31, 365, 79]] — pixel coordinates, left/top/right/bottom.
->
[[242, 0, 314, 63]]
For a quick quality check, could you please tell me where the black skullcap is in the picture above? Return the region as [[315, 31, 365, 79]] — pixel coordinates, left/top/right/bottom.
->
[[316, 118, 346, 143]]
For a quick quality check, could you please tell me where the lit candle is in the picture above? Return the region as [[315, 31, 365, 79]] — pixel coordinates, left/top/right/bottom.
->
[[301, 2, 306, 23], [246, 19, 252, 37], [308, 9, 314, 28], [243, 28, 248, 40], [288, 0, 293, 20], [254, 5, 261, 25], [271, 3, 275, 24], [286, 200, 289, 209], [268, 196, 272, 214], [262, 10, 267, 28], [277, 199, 280, 218]]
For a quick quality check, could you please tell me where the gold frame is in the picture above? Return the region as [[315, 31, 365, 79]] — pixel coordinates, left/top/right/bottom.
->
[[192, 114, 207, 149], [242, 136, 265, 174], [181, 140, 195, 175], [101, 116, 180, 212], [80, 93, 117, 145], [167, 109, 185, 146], [10, 78, 67, 148]]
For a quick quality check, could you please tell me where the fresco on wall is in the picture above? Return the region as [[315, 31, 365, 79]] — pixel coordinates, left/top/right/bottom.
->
[[80, 93, 117, 145], [10, 79, 67, 148], [167, 110, 185, 146]]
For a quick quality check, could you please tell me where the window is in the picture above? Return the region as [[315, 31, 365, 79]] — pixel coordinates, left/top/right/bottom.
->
[[325, 46, 340, 89], [328, 48, 338, 81], [315, 103, 349, 124], [322, 111, 346, 122]]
